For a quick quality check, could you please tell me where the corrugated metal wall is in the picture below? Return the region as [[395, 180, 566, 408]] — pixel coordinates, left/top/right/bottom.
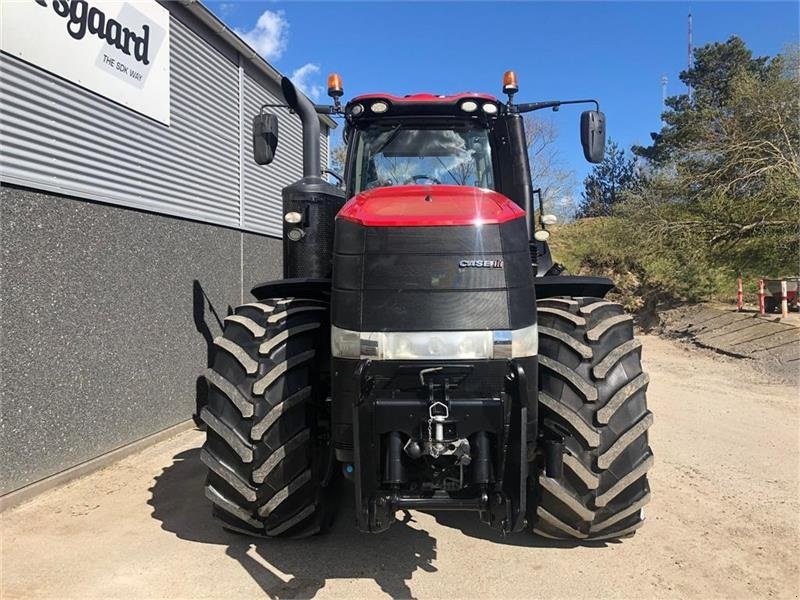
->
[[0, 13, 329, 238]]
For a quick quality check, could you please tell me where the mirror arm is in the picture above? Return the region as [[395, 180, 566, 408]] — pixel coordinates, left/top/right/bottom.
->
[[534, 188, 546, 230], [260, 102, 345, 117], [314, 104, 346, 116], [514, 98, 600, 113]]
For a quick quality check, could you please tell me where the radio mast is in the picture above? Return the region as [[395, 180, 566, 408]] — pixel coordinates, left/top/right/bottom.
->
[[687, 12, 694, 99]]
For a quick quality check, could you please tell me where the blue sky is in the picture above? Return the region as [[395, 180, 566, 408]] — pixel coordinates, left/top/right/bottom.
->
[[209, 1, 799, 193]]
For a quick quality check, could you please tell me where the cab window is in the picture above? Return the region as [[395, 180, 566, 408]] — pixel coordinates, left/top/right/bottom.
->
[[352, 124, 494, 194]]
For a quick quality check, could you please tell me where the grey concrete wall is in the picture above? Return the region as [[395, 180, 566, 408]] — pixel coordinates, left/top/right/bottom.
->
[[0, 185, 282, 494]]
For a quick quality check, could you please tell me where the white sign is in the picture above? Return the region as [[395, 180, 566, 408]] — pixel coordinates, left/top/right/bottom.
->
[[1, 0, 171, 125]]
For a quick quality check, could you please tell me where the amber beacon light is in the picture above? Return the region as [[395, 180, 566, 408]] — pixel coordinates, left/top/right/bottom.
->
[[502, 70, 519, 95], [327, 73, 344, 98]]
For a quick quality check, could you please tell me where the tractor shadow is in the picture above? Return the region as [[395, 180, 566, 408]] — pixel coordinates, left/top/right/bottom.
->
[[426, 511, 618, 549], [148, 447, 437, 599]]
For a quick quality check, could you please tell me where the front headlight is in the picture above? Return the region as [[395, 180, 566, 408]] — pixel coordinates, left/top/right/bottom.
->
[[331, 325, 536, 359], [331, 327, 360, 358]]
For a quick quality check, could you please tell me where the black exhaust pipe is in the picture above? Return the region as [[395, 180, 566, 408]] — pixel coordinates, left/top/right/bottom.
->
[[281, 77, 320, 178], [279, 77, 345, 280]]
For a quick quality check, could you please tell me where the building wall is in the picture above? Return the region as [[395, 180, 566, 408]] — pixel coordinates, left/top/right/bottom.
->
[[0, 5, 330, 238], [0, 186, 282, 494], [0, 3, 331, 494]]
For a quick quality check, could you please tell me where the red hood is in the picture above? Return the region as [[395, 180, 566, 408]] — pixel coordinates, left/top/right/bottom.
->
[[337, 185, 525, 227]]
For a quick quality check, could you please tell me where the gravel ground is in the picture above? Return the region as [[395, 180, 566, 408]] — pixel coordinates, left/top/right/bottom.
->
[[2, 335, 798, 599]]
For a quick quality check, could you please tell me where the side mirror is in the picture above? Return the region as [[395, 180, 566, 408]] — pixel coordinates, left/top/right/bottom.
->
[[580, 110, 606, 163], [253, 113, 279, 165]]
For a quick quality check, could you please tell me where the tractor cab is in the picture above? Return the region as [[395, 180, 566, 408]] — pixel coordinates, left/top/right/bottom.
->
[[341, 93, 501, 197]]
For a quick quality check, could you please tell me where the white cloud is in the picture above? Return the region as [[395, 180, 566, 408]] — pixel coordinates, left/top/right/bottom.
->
[[235, 11, 324, 101], [236, 10, 288, 62], [290, 63, 324, 101]]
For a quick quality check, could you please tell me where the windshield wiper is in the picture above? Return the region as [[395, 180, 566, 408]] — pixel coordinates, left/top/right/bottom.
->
[[435, 156, 460, 185], [370, 124, 404, 156]]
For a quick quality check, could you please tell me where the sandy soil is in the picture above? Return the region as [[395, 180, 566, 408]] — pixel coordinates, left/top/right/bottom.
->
[[2, 335, 798, 599]]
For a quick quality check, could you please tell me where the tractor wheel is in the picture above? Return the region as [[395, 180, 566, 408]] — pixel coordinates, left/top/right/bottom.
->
[[200, 297, 336, 538], [532, 296, 653, 541]]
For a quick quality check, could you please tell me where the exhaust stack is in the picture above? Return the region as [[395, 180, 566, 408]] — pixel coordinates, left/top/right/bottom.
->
[[279, 77, 344, 280], [281, 77, 321, 178]]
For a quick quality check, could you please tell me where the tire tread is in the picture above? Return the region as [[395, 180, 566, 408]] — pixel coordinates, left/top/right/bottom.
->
[[201, 297, 332, 538], [534, 296, 653, 541]]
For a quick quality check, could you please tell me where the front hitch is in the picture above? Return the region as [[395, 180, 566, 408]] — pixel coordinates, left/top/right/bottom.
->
[[351, 359, 535, 534]]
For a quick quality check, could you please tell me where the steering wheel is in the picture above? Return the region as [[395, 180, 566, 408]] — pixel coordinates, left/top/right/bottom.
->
[[405, 174, 441, 185]]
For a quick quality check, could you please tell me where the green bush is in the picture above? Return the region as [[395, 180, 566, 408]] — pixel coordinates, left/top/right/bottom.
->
[[552, 216, 737, 314]]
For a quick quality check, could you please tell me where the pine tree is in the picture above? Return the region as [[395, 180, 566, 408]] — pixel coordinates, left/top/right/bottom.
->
[[576, 139, 638, 218]]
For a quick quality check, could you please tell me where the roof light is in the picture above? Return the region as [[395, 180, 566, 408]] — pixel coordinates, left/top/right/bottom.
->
[[350, 104, 364, 116], [503, 70, 519, 95], [482, 102, 498, 115], [542, 214, 558, 225], [327, 73, 343, 98], [461, 100, 478, 113], [371, 101, 389, 113]]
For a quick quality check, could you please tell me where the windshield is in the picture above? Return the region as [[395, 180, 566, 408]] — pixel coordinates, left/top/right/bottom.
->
[[352, 124, 494, 194]]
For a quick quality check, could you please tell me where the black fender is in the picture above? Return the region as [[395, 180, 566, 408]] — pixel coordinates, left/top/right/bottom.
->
[[534, 275, 615, 299], [250, 277, 332, 302]]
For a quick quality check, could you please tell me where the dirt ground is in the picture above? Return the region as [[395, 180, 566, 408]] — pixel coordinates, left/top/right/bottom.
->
[[2, 335, 798, 599]]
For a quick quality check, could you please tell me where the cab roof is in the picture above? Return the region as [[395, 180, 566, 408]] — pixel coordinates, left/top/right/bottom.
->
[[345, 92, 502, 122], [350, 92, 499, 104]]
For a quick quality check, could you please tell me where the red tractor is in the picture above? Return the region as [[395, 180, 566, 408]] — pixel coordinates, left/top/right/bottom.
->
[[199, 72, 653, 541]]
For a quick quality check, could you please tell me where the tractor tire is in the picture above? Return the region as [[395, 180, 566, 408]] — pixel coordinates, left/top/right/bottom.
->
[[533, 296, 653, 541], [200, 297, 336, 538]]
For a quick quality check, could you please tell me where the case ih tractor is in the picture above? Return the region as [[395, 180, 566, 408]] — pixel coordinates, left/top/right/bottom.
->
[[199, 72, 653, 541]]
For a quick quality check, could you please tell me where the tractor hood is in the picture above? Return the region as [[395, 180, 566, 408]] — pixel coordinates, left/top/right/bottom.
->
[[336, 185, 524, 228]]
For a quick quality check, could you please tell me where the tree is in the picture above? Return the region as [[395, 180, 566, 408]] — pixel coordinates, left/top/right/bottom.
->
[[523, 116, 576, 221], [627, 40, 798, 272], [633, 36, 781, 165], [576, 139, 638, 218]]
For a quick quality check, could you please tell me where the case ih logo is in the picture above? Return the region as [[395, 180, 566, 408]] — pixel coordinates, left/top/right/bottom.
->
[[32, 0, 152, 65], [459, 260, 504, 268]]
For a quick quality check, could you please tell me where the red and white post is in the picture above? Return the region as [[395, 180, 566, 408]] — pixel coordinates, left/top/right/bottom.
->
[[736, 277, 744, 312], [780, 279, 789, 318], [758, 279, 766, 315]]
